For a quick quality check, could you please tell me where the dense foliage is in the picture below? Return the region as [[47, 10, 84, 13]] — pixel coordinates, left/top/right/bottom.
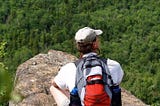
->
[[0, 41, 12, 106], [0, 0, 160, 105]]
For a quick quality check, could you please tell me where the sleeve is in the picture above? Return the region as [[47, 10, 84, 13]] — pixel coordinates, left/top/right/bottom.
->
[[54, 65, 68, 90], [54, 63, 76, 91], [107, 59, 124, 85]]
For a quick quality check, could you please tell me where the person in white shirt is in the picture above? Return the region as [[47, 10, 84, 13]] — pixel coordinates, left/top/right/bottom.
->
[[50, 27, 124, 106]]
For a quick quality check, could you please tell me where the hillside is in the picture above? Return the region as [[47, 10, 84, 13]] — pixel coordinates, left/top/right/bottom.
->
[[0, 0, 160, 105]]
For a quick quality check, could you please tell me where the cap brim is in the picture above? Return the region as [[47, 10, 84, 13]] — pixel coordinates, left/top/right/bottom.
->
[[94, 29, 103, 35]]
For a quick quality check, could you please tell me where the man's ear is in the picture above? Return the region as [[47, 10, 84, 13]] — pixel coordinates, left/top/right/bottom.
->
[[92, 42, 96, 48], [92, 41, 98, 49]]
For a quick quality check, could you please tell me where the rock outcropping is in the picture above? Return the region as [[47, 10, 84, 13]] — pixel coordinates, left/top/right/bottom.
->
[[9, 50, 147, 106]]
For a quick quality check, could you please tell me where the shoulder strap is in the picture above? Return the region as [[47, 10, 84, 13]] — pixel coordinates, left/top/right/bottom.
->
[[74, 58, 86, 97], [100, 58, 114, 86], [74, 59, 82, 67]]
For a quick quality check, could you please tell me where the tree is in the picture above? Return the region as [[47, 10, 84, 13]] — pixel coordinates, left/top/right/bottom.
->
[[0, 41, 12, 105], [0, 41, 6, 59]]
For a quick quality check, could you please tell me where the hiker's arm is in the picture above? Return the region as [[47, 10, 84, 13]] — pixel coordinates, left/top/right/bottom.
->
[[50, 80, 70, 106], [51, 79, 70, 97]]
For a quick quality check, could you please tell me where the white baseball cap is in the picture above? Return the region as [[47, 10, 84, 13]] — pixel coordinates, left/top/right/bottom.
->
[[75, 27, 103, 43]]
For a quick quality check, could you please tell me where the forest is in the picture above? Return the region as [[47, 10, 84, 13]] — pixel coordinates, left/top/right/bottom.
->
[[0, 0, 160, 105]]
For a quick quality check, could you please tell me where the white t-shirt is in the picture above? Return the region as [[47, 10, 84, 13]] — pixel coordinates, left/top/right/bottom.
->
[[54, 53, 124, 92]]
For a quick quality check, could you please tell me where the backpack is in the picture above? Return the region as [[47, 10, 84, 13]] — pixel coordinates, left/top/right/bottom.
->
[[69, 55, 122, 106]]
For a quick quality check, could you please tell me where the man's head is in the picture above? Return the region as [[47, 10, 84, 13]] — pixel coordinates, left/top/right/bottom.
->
[[75, 27, 103, 54]]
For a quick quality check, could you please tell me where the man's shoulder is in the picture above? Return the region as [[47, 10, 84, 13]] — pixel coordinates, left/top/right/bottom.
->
[[61, 62, 76, 69], [107, 58, 121, 66], [58, 62, 76, 76]]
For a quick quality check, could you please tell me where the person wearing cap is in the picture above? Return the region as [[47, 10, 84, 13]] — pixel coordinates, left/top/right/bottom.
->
[[50, 27, 124, 106]]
